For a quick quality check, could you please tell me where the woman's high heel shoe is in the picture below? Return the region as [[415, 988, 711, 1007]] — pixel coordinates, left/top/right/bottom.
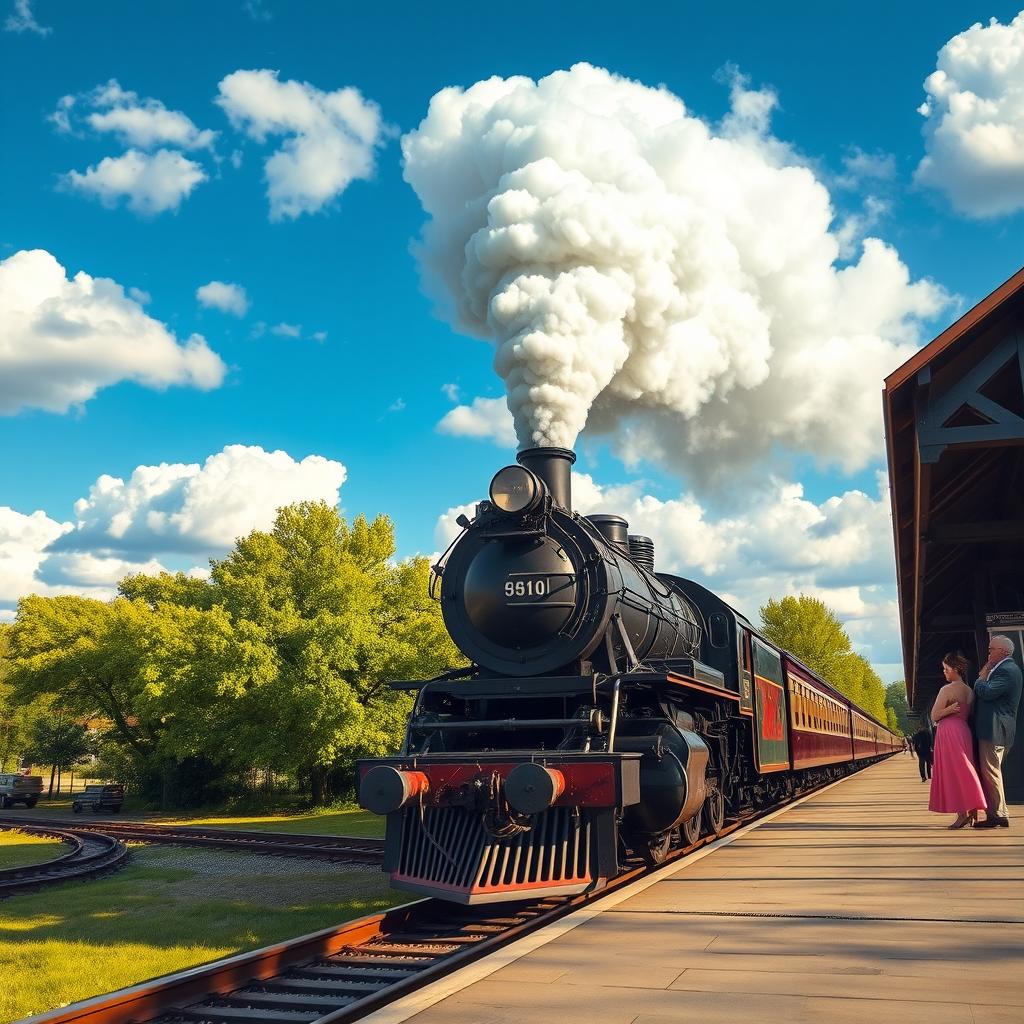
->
[[950, 813, 973, 829]]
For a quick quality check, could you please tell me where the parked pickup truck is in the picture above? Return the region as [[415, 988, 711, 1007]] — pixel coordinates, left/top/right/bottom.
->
[[72, 784, 124, 814], [0, 774, 43, 809]]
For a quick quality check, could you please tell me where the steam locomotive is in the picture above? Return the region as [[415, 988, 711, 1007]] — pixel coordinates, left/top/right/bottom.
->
[[358, 447, 899, 903]]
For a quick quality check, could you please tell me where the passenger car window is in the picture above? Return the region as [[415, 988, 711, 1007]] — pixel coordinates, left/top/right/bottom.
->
[[752, 639, 784, 685]]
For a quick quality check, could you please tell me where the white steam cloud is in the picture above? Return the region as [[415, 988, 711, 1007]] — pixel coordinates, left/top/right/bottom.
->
[[404, 64, 949, 478]]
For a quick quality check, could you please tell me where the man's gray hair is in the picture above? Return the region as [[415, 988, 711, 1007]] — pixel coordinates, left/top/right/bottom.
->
[[991, 634, 1016, 655]]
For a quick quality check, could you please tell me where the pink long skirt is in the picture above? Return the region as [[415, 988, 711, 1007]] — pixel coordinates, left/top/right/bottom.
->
[[929, 715, 986, 814]]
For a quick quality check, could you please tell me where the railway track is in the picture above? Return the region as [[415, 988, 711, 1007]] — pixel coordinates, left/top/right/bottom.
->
[[0, 825, 129, 896], [0, 817, 385, 864], [18, 762, 888, 1024]]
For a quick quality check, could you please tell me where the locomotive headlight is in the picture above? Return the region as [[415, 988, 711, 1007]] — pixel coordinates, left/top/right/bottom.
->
[[489, 465, 544, 515]]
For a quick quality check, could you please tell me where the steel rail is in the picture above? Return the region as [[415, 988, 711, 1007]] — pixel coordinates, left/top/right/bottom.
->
[[0, 817, 385, 864], [0, 825, 129, 896], [17, 757, 892, 1024]]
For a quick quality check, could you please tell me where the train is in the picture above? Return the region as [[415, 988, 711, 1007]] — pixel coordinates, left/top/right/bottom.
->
[[358, 447, 900, 903]]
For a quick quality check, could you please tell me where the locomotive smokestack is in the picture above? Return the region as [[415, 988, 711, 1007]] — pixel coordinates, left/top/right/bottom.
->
[[516, 447, 575, 510]]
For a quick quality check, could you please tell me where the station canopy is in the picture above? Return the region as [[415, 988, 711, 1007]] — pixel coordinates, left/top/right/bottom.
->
[[884, 266, 1024, 717]]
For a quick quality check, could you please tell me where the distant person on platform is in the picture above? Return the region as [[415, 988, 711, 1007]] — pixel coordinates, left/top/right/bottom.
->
[[928, 653, 987, 829], [972, 635, 1023, 829], [912, 725, 933, 782]]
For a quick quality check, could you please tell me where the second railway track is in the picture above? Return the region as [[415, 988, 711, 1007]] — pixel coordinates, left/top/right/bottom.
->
[[0, 816, 385, 864], [0, 825, 129, 896]]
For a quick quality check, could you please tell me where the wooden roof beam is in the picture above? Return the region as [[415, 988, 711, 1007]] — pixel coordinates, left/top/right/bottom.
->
[[927, 520, 1024, 544]]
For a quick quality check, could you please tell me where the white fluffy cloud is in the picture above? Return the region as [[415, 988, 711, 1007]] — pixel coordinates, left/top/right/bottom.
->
[[916, 13, 1024, 217], [1, 445, 349, 613], [0, 506, 165, 614], [436, 470, 901, 670], [54, 80, 214, 215], [405, 64, 949, 482], [251, 321, 325, 341], [62, 149, 207, 215], [215, 68, 388, 219], [0, 249, 225, 415], [4, 0, 49, 34], [58, 444, 347, 556], [52, 80, 216, 150], [437, 396, 516, 446], [196, 280, 249, 316], [834, 195, 891, 260], [836, 147, 896, 189], [0, 508, 71, 610]]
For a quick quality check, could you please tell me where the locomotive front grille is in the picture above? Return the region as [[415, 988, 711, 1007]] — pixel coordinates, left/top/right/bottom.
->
[[392, 805, 597, 903]]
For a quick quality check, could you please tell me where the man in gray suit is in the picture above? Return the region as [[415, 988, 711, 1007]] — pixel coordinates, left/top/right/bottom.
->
[[973, 634, 1024, 829]]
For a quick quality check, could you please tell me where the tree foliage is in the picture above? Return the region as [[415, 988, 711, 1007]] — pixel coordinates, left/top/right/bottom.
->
[[23, 715, 94, 795], [759, 594, 890, 723], [5, 502, 463, 806], [884, 681, 912, 735], [759, 596, 853, 685], [0, 624, 51, 771]]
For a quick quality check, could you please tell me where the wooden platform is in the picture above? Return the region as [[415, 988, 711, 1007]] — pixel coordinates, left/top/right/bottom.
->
[[388, 754, 1024, 1024]]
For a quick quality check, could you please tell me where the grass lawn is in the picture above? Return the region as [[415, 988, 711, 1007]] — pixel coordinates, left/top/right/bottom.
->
[[0, 830, 68, 870], [174, 806, 385, 837], [0, 845, 404, 1022], [18, 799, 386, 839]]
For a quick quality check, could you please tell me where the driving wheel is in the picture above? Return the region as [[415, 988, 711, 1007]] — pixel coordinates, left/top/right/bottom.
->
[[704, 785, 725, 836]]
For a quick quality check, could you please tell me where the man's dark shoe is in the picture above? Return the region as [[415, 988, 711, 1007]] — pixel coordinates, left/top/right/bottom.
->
[[975, 817, 1010, 829]]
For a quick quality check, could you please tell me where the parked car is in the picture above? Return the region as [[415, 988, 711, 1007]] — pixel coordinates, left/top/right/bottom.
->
[[0, 774, 43, 809], [72, 784, 124, 814]]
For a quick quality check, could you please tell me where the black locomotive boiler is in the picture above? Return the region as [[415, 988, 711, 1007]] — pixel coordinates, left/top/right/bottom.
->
[[358, 447, 899, 903]]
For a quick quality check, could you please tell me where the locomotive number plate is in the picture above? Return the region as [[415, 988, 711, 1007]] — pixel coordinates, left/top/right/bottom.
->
[[505, 578, 550, 597], [503, 572, 575, 604]]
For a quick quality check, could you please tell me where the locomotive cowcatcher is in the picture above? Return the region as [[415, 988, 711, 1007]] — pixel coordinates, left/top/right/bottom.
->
[[358, 447, 898, 903]]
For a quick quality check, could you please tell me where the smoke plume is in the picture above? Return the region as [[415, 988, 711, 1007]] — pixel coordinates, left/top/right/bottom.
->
[[403, 64, 949, 476]]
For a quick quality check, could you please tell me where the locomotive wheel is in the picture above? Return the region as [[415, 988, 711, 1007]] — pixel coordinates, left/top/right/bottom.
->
[[681, 813, 702, 846], [640, 830, 673, 867], [703, 785, 725, 836]]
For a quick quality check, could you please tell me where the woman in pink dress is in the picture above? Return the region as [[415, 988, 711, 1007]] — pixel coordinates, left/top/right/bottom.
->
[[929, 652, 987, 829]]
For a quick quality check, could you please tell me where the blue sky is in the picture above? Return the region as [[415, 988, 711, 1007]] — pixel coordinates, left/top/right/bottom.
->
[[3, 1, 1024, 679]]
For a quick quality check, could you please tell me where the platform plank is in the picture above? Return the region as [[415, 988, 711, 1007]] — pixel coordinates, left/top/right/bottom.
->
[[401, 756, 1024, 1024]]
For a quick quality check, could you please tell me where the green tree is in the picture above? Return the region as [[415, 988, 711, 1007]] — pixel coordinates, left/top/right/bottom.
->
[[7, 595, 157, 762], [835, 653, 887, 720], [0, 626, 27, 770], [23, 715, 94, 797], [207, 503, 463, 802], [759, 595, 890, 719], [0, 689, 52, 774], [886, 706, 900, 733], [119, 570, 216, 610], [759, 595, 853, 685], [6, 503, 464, 807], [884, 681, 911, 735]]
